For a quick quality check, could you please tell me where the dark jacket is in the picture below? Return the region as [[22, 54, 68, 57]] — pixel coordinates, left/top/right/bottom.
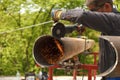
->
[[60, 8, 120, 76]]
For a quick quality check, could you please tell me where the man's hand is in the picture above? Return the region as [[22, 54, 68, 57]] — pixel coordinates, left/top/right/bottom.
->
[[51, 9, 62, 22]]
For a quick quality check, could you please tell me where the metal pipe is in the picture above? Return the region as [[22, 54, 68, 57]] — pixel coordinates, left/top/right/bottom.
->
[[33, 35, 95, 67]]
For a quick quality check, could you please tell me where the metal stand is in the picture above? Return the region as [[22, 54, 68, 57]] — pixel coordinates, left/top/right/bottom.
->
[[48, 52, 98, 80]]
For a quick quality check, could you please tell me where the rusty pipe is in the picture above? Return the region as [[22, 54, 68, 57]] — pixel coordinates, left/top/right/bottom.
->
[[33, 35, 95, 67]]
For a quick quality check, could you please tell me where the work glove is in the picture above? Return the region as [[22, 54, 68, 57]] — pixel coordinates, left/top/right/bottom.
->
[[77, 25, 86, 34], [51, 9, 62, 22]]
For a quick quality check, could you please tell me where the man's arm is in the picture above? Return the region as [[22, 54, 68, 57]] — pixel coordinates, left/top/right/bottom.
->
[[58, 9, 120, 35]]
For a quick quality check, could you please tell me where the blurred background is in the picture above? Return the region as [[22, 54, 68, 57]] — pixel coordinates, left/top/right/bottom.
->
[[0, 0, 120, 77]]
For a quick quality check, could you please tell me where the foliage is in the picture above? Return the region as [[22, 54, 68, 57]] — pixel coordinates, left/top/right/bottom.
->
[[114, 0, 120, 10], [0, 0, 120, 76]]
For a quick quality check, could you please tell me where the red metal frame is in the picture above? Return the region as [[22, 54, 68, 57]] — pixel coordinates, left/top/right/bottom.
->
[[48, 52, 98, 80]]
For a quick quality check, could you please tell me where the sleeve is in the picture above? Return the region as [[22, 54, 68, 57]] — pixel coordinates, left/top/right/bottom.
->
[[60, 9, 120, 34]]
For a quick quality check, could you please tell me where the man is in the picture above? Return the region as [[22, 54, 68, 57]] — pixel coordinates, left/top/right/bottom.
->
[[51, 0, 120, 80]]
